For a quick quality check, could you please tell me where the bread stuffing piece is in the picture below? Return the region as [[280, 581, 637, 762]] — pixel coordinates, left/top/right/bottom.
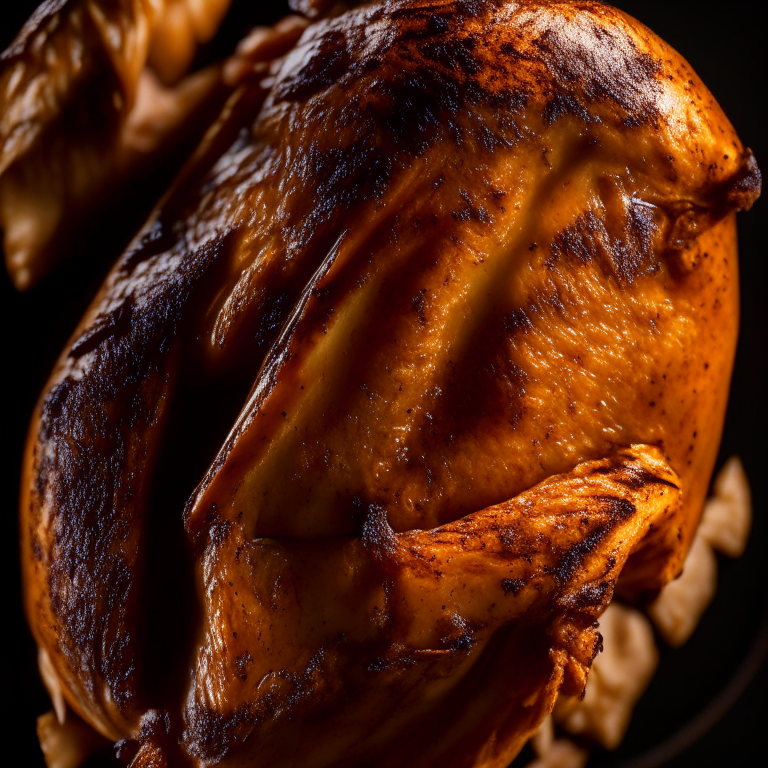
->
[[37, 711, 111, 768], [697, 457, 752, 558], [528, 716, 589, 768], [649, 457, 752, 647]]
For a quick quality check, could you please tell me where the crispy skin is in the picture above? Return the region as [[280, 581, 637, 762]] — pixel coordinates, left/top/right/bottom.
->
[[19, 0, 760, 765]]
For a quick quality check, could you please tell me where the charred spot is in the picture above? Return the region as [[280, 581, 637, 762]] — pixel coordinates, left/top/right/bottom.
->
[[361, 504, 398, 560], [531, 20, 661, 127], [499, 41, 519, 59], [549, 186, 662, 285], [319, 137, 390, 203], [39, 378, 74, 437], [234, 651, 253, 682], [621, 115, 644, 129], [252, 291, 291, 350], [209, 519, 233, 544], [69, 297, 134, 359], [600, 177, 663, 282], [596, 495, 636, 521], [337, 16, 521, 161], [426, 12, 450, 37], [543, 93, 590, 126], [360, 56, 383, 73], [375, 65, 466, 154], [489, 86, 530, 114], [550, 527, 607, 584], [285, 135, 395, 258], [31, 531, 44, 561], [411, 289, 429, 324], [119, 218, 179, 274], [504, 308, 533, 333], [421, 34, 482, 76], [501, 578, 525, 596], [569, 580, 612, 609], [393, 0, 485, 25], [550, 496, 636, 586], [454, 0, 487, 18], [627, 196, 660, 251], [550, 211, 599, 266], [594, 630, 605, 659], [446, 629, 475, 652], [613, 465, 679, 491], [276, 30, 351, 102], [367, 656, 390, 673], [183, 700, 262, 761], [453, 187, 485, 221]]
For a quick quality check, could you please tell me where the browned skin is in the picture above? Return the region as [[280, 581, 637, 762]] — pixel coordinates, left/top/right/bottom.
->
[[19, 1, 760, 766]]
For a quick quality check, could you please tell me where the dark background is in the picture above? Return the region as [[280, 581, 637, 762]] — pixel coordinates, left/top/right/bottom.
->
[[2, 2, 766, 766]]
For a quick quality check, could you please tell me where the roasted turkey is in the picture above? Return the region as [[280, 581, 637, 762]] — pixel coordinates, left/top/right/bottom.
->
[[0, 0, 306, 289], [10, 0, 760, 766]]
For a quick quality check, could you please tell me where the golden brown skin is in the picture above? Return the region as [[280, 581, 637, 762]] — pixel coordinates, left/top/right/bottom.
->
[[19, 1, 760, 766]]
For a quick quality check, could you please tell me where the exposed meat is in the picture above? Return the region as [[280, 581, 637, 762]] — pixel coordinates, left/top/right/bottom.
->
[[13, 1, 760, 766]]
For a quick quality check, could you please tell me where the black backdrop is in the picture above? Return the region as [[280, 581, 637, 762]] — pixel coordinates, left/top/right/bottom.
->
[[2, 2, 765, 766]]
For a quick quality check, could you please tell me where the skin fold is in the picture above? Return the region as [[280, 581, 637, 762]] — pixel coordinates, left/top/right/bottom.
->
[[16, 1, 760, 766]]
